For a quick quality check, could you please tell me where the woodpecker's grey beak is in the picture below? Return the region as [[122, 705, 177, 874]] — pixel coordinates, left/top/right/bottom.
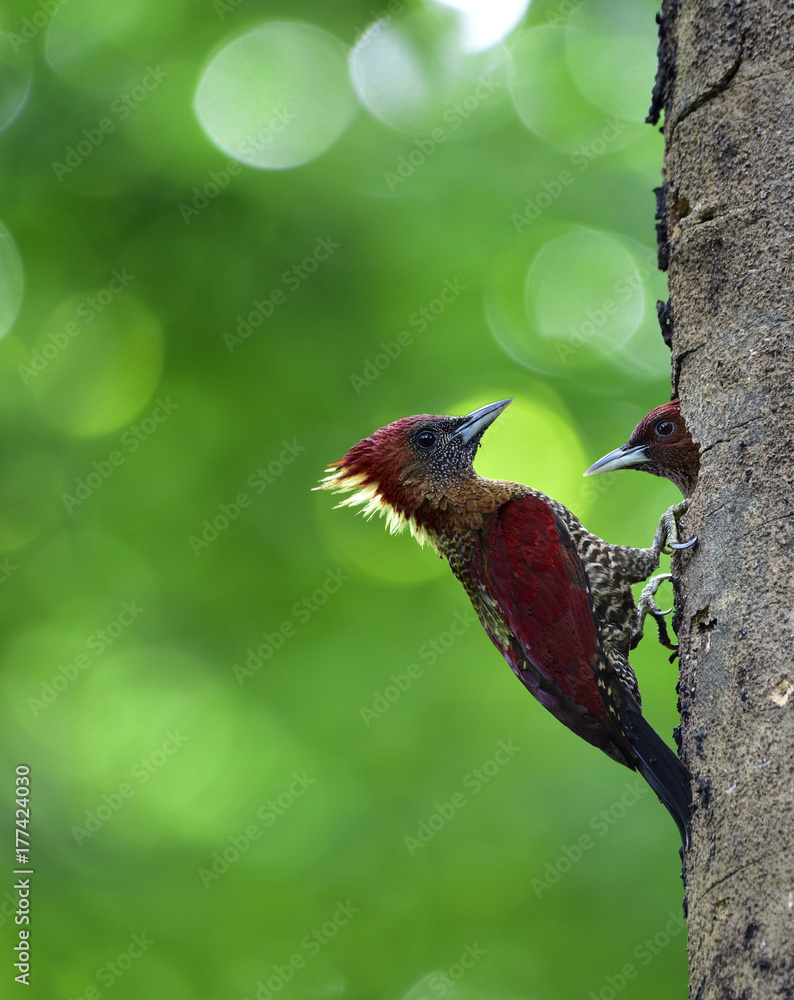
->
[[454, 399, 513, 445], [583, 444, 649, 477]]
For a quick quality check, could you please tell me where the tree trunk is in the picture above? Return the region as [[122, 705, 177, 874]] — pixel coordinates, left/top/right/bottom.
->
[[653, 1, 794, 996]]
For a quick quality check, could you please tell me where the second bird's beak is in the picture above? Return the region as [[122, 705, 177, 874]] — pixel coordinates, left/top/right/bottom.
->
[[583, 444, 649, 477], [454, 399, 513, 445]]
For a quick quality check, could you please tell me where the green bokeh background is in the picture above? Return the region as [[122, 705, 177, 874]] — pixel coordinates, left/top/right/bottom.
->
[[0, 1, 689, 997]]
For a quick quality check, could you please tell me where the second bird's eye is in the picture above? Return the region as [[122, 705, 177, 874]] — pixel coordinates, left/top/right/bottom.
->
[[655, 420, 675, 437], [416, 430, 437, 450]]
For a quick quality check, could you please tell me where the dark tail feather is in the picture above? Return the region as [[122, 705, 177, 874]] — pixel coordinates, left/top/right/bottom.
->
[[624, 711, 692, 850]]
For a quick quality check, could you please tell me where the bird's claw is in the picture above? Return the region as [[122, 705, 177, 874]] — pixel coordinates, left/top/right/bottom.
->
[[637, 573, 678, 651], [654, 499, 697, 555]]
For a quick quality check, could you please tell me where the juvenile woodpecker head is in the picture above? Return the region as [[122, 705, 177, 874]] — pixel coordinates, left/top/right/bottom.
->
[[583, 400, 700, 497], [316, 399, 512, 539]]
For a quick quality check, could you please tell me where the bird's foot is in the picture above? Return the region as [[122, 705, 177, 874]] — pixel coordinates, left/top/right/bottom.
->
[[637, 573, 677, 651], [653, 499, 697, 556]]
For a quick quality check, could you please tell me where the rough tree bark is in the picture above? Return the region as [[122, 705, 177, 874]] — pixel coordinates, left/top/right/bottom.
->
[[651, 1, 794, 997]]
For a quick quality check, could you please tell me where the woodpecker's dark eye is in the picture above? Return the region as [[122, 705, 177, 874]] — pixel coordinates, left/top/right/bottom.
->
[[655, 420, 675, 437], [416, 430, 437, 450]]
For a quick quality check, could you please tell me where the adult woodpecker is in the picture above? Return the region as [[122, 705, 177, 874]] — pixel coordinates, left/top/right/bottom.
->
[[317, 400, 692, 847], [584, 400, 700, 497]]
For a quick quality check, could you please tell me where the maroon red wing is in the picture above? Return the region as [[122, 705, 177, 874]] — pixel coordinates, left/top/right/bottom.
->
[[481, 495, 614, 735]]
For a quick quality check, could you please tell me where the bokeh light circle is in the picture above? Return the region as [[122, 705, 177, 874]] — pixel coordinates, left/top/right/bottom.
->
[[430, 0, 530, 52], [0, 221, 24, 339], [195, 22, 357, 170], [565, 0, 659, 123], [349, 8, 510, 137], [0, 34, 32, 133], [45, 0, 187, 96], [508, 25, 642, 153], [528, 230, 643, 359], [597, 236, 671, 378], [26, 290, 164, 437], [486, 227, 666, 379]]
